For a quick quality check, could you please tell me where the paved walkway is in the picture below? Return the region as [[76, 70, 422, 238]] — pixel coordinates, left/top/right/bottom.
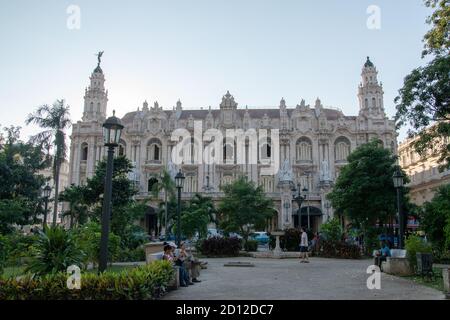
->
[[163, 257, 444, 300]]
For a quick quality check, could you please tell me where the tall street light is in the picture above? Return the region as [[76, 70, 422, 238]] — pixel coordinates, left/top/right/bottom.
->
[[175, 170, 185, 247], [99, 111, 123, 273], [292, 183, 305, 229], [393, 167, 405, 249], [42, 185, 51, 228], [303, 187, 310, 230]]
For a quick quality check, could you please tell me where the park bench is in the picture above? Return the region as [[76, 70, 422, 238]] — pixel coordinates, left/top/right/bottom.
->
[[382, 249, 413, 276]]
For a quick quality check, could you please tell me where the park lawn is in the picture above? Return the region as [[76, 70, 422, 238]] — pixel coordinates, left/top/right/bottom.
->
[[402, 268, 445, 293]]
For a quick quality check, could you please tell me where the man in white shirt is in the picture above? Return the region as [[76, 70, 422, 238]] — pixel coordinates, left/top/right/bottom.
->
[[299, 228, 309, 263]]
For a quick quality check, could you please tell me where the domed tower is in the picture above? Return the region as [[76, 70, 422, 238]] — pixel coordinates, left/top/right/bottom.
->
[[358, 56, 385, 118], [82, 55, 108, 122]]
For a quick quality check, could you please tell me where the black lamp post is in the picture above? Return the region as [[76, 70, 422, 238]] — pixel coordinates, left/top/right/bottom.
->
[[175, 170, 185, 247], [292, 183, 305, 229], [42, 185, 51, 228], [99, 111, 123, 273], [393, 167, 405, 249], [302, 187, 310, 230]]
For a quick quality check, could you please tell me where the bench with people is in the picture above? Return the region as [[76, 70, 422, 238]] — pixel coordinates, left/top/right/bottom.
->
[[149, 241, 207, 289], [373, 241, 410, 275]]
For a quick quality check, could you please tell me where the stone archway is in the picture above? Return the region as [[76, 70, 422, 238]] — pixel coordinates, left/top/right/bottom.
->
[[293, 206, 323, 232], [143, 206, 159, 239]]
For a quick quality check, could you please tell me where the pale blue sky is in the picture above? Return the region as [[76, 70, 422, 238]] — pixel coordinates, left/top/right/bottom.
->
[[0, 0, 432, 142]]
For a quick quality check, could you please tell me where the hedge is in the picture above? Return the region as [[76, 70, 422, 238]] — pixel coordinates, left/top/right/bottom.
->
[[197, 236, 241, 256], [0, 260, 174, 300]]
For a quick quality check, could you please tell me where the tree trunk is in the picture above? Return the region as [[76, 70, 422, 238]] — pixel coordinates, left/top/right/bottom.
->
[[52, 158, 61, 226]]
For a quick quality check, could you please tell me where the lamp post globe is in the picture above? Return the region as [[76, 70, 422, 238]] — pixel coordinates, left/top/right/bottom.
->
[[392, 167, 405, 248], [99, 111, 124, 273], [175, 170, 185, 247]]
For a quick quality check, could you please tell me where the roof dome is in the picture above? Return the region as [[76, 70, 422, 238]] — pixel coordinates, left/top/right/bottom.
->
[[364, 56, 374, 68]]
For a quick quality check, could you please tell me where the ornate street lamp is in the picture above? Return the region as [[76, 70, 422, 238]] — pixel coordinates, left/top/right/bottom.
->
[[41, 185, 52, 228], [292, 183, 305, 229], [175, 170, 185, 247], [99, 111, 123, 273], [393, 167, 405, 249], [302, 187, 310, 230]]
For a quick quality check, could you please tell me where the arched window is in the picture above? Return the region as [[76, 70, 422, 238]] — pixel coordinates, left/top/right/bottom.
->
[[223, 138, 235, 164], [81, 143, 88, 161], [365, 98, 368, 109], [334, 137, 351, 162], [296, 137, 312, 162], [147, 177, 158, 193], [372, 97, 376, 109], [118, 140, 126, 157], [146, 138, 162, 163], [260, 137, 272, 161], [97, 102, 101, 112]]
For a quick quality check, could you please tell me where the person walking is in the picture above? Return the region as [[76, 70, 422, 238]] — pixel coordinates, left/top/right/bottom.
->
[[299, 228, 309, 263]]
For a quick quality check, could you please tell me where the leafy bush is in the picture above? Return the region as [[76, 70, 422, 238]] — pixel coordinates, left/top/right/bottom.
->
[[198, 236, 241, 256], [72, 222, 121, 267], [405, 235, 432, 270], [115, 247, 146, 262], [244, 240, 258, 252], [320, 218, 342, 243], [0, 235, 6, 275], [319, 240, 361, 259], [0, 260, 174, 300], [2, 232, 38, 266], [25, 226, 85, 276]]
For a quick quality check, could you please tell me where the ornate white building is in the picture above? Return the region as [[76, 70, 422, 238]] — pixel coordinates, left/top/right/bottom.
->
[[69, 57, 397, 234]]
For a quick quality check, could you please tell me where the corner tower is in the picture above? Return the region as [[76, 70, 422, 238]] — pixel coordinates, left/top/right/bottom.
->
[[358, 56, 385, 118], [82, 53, 108, 122]]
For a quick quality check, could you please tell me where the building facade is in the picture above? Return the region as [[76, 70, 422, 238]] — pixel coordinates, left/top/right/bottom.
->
[[398, 125, 450, 206], [69, 57, 397, 234]]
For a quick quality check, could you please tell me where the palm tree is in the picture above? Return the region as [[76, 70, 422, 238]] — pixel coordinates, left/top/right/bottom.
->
[[26, 99, 71, 226], [150, 169, 175, 240]]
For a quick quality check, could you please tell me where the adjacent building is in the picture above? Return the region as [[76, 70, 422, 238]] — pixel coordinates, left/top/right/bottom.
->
[[398, 125, 450, 206]]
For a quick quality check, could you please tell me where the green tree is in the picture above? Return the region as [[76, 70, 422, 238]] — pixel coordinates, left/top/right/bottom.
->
[[26, 100, 71, 225], [0, 126, 49, 233], [218, 176, 273, 243], [420, 184, 450, 252], [320, 217, 342, 243], [150, 169, 175, 238], [395, 0, 450, 171], [327, 140, 408, 246], [80, 156, 146, 244], [179, 193, 216, 239], [59, 184, 89, 229]]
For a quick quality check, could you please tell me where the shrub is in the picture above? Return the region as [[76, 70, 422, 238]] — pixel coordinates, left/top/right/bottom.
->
[[319, 240, 361, 259], [320, 218, 342, 243], [25, 226, 85, 276], [405, 235, 432, 270], [244, 240, 258, 252], [2, 232, 38, 266], [115, 247, 146, 262], [0, 260, 174, 300], [198, 236, 241, 256], [72, 222, 121, 267], [0, 235, 6, 275]]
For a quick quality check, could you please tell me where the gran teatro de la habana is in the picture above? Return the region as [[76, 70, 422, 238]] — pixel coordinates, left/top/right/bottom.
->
[[69, 56, 397, 235]]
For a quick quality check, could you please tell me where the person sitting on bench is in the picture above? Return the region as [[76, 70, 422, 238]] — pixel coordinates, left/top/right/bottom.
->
[[374, 241, 391, 270]]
